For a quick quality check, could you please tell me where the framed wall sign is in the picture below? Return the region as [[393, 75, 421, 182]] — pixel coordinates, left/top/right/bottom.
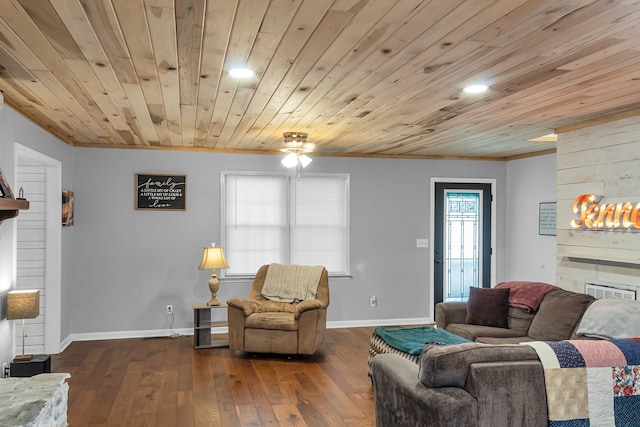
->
[[539, 202, 556, 236], [135, 174, 187, 210]]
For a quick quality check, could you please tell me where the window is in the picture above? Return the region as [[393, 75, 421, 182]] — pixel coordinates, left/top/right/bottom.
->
[[221, 172, 349, 276]]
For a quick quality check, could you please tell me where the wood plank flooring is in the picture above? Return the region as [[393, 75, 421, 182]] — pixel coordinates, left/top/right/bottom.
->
[[51, 327, 376, 427]]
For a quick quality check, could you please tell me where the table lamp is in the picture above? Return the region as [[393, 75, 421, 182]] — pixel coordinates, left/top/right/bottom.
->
[[7, 289, 40, 361], [198, 246, 229, 306]]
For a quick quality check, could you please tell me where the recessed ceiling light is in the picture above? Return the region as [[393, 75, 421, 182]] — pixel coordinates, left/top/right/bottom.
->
[[229, 68, 254, 79], [529, 133, 558, 142], [462, 84, 489, 94]]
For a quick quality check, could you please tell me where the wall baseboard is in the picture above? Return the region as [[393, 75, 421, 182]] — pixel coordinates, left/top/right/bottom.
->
[[67, 328, 194, 344], [58, 335, 73, 353], [55, 317, 433, 350], [327, 317, 432, 329]]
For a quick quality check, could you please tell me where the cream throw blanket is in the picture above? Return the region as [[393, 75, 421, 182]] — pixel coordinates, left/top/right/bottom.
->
[[261, 263, 324, 303]]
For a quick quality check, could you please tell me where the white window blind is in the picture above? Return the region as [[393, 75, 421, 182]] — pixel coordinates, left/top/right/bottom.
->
[[222, 172, 349, 276]]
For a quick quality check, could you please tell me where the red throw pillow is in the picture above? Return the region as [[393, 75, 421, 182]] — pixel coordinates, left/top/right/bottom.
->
[[464, 287, 510, 328]]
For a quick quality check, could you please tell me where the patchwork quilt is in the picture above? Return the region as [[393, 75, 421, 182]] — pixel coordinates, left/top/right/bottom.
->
[[525, 338, 640, 427]]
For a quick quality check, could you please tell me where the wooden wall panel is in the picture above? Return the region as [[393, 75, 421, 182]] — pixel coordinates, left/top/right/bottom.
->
[[15, 163, 47, 355], [556, 115, 640, 296], [1, 1, 640, 159]]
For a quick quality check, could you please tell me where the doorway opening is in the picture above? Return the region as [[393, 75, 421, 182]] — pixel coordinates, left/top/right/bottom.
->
[[14, 143, 61, 355], [431, 179, 495, 313]]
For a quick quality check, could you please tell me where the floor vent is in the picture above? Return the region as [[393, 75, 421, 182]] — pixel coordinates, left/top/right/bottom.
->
[[585, 283, 636, 300]]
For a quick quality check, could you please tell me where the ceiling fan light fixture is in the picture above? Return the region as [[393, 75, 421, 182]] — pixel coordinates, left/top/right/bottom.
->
[[281, 152, 299, 168], [283, 132, 308, 144], [462, 84, 489, 94], [299, 154, 312, 168], [281, 132, 313, 169], [229, 68, 254, 79]]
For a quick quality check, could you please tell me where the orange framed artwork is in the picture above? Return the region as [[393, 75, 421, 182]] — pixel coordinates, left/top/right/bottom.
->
[[62, 189, 74, 226]]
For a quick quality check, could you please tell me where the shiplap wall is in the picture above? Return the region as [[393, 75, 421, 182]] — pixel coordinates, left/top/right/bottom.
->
[[556, 115, 640, 297], [15, 162, 47, 355]]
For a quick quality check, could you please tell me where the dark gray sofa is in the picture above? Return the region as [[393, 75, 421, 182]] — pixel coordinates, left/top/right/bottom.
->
[[371, 343, 547, 427], [371, 288, 597, 426], [436, 289, 596, 344]]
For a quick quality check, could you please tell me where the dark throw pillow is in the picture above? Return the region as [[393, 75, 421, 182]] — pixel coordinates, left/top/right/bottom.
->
[[464, 287, 510, 328]]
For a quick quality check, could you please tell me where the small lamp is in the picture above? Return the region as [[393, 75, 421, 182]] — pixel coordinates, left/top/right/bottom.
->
[[7, 290, 40, 362], [198, 246, 229, 306]]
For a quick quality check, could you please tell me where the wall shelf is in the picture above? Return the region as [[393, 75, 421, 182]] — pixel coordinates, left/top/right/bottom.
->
[[0, 198, 30, 224]]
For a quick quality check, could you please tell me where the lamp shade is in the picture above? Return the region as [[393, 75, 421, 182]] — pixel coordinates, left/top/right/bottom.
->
[[281, 152, 298, 168], [7, 290, 40, 320], [299, 154, 312, 168], [198, 246, 229, 270]]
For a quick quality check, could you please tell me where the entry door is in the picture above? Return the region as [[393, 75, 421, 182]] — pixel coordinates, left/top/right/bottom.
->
[[434, 182, 492, 308]]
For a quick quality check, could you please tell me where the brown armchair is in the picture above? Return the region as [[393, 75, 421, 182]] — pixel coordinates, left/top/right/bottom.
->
[[227, 264, 330, 355]]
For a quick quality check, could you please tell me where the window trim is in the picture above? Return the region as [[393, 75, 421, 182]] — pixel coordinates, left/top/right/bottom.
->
[[219, 170, 350, 278]]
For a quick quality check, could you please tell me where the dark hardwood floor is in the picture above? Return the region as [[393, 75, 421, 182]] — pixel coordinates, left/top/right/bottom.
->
[[51, 327, 376, 426]]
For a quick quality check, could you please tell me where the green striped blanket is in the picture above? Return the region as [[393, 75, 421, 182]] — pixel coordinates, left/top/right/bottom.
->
[[374, 326, 470, 356]]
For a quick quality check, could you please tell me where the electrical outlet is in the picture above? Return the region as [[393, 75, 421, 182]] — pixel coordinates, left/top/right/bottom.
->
[[370, 295, 377, 307], [166, 305, 173, 315]]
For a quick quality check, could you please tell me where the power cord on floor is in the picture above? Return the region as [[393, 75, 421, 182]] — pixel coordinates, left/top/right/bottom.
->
[[168, 312, 180, 338]]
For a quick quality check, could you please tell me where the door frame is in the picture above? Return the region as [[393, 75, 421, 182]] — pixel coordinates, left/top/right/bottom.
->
[[429, 178, 497, 320], [14, 143, 62, 354]]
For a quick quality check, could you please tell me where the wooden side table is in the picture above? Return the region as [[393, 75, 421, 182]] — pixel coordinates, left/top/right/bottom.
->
[[10, 354, 51, 377], [192, 303, 229, 349]]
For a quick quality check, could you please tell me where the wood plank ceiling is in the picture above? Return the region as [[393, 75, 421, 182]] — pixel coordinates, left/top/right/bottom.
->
[[1, 0, 640, 160]]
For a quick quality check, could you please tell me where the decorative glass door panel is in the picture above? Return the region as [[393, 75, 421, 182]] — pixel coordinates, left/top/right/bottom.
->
[[444, 191, 481, 302]]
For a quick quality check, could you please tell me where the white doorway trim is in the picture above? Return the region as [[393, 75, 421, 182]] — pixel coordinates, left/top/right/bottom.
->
[[429, 178, 497, 320], [14, 143, 62, 354]]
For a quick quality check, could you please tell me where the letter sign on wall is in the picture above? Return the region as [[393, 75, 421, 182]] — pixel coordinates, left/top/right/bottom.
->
[[570, 194, 640, 230]]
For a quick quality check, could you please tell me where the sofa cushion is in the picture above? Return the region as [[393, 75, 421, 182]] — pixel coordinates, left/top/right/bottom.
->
[[464, 287, 510, 328], [418, 343, 539, 388], [507, 306, 536, 335], [577, 298, 640, 339], [476, 336, 536, 344], [245, 312, 298, 330], [446, 323, 524, 342], [527, 290, 594, 341]]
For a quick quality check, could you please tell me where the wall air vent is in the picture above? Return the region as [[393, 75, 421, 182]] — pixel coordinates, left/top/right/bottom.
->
[[585, 283, 636, 300]]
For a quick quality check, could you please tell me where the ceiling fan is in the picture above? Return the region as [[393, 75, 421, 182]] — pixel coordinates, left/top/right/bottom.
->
[[280, 132, 314, 168]]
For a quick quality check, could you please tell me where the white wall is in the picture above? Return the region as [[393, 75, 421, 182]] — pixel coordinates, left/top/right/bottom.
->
[[0, 103, 564, 351], [69, 147, 508, 337], [0, 107, 73, 369], [0, 103, 568, 348], [505, 154, 557, 283]]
